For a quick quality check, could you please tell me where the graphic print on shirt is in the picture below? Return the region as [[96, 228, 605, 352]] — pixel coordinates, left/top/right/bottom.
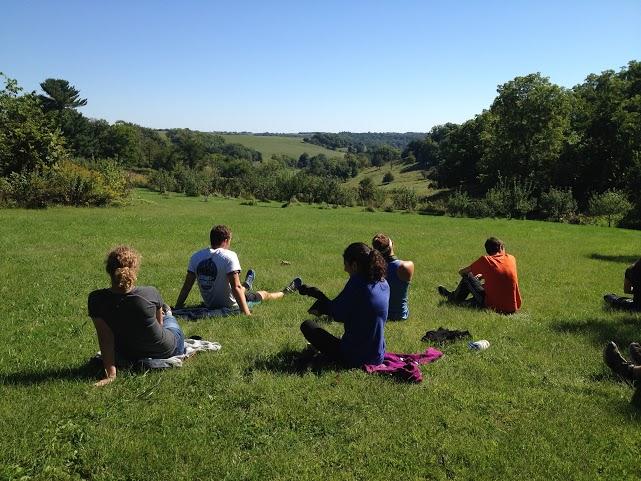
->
[[196, 258, 218, 293]]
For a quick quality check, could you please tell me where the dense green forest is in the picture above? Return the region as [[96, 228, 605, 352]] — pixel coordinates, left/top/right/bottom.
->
[[1, 61, 640, 227], [302, 132, 425, 151]]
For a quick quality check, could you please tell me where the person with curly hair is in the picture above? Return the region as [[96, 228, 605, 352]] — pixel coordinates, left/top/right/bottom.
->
[[88, 246, 185, 386], [299, 242, 390, 367]]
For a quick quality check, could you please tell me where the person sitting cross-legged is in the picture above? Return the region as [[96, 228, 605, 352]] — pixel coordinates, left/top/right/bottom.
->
[[175, 224, 301, 316], [299, 242, 389, 367], [603, 258, 641, 311], [437, 237, 522, 314]]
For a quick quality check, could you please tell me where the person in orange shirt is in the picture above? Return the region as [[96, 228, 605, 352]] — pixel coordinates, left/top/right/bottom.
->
[[438, 237, 522, 314]]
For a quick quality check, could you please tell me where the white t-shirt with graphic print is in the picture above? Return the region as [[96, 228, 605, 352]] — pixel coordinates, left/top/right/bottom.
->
[[188, 247, 242, 309]]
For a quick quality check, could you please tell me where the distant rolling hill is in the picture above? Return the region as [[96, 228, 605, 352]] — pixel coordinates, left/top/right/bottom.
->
[[221, 134, 343, 160], [345, 161, 438, 196]]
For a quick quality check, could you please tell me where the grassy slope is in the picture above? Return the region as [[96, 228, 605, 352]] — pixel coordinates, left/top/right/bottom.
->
[[221, 134, 344, 161], [345, 161, 435, 195], [1, 189, 641, 480]]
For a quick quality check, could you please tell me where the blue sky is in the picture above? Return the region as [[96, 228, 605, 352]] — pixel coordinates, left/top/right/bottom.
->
[[2, 0, 639, 132]]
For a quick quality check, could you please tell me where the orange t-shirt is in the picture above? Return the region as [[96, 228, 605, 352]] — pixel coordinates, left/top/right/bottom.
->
[[470, 253, 522, 314]]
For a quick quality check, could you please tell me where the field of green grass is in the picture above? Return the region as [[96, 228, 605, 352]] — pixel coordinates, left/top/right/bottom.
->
[[2, 189, 641, 480], [346, 161, 437, 195], [221, 134, 343, 161]]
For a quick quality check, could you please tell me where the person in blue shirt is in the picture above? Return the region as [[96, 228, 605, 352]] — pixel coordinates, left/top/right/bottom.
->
[[298, 242, 389, 367], [372, 233, 414, 320]]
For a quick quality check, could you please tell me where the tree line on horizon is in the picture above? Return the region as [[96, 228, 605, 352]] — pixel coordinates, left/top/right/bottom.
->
[[1, 61, 640, 228]]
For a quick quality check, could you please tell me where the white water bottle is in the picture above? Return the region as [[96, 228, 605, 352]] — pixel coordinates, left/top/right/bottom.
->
[[468, 340, 490, 351]]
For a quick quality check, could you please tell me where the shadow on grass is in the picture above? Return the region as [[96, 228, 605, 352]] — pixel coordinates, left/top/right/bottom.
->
[[551, 316, 640, 348], [588, 253, 639, 264], [0, 361, 103, 386], [246, 347, 344, 377]]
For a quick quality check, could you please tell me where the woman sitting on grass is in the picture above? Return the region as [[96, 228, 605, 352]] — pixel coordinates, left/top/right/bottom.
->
[[299, 242, 389, 367], [88, 246, 186, 386]]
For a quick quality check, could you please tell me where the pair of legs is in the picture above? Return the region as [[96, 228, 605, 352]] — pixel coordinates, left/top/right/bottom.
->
[[604, 341, 641, 382], [438, 272, 485, 307], [241, 269, 302, 302], [300, 320, 344, 363]]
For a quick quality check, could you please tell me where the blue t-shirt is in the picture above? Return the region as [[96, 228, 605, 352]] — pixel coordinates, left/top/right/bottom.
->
[[386, 259, 410, 320], [329, 274, 389, 367]]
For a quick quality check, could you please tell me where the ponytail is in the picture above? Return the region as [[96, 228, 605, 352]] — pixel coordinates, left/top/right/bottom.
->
[[368, 248, 387, 282]]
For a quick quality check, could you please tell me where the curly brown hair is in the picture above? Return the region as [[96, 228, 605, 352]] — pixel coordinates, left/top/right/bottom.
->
[[105, 245, 140, 291]]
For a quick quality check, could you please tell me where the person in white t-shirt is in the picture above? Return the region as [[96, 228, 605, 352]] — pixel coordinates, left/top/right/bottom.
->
[[175, 224, 301, 316]]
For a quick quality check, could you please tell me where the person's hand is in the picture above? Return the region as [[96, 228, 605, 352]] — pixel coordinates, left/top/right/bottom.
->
[[94, 376, 116, 387], [299, 284, 325, 299]]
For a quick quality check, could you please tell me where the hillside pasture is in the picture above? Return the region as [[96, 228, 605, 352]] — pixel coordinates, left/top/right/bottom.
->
[[221, 134, 344, 161], [1, 189, 640, 480]]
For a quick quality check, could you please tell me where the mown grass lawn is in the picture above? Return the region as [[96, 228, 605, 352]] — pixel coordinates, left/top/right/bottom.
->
[[1, 189, 640, 481]]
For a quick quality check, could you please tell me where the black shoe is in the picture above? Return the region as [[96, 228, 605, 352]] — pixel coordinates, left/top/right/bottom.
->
[[243, 269, 256, 290], [283, 277, 302, 294], [629, 342, 641, 365], [604, 341, 634, 380], [437, 286, 452, 299]]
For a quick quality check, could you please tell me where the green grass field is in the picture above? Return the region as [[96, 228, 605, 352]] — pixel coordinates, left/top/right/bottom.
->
[[221, 134, 343, 161], [2, 189, 641, 480]]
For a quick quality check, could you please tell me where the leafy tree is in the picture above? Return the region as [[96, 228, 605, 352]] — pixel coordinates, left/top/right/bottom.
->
[[589, 189, 633, 227], [478, 73, 572, 191], [370, 145, 400, 168], [0, 74, 67, 176], [382, 171, 394, 184]]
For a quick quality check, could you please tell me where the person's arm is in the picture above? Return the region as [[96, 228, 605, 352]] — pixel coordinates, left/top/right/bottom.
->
[[91, 317, 117, 387], [156, 307, 163, 325], [460, 257, 485, 278], [175, 271, 196, 308], [397, 260, 415, 282], [327, 279, 357, 323], [458, 265, 473, 276], [228, 271, 251, 316]]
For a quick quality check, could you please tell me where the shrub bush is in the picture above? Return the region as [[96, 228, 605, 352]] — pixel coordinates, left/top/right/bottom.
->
[[588, 189, 633, 227], [446, 190, 472, 217], [2, 160, 129, 207], [539, 188, 577, 222], [391, 187, 418, 211], [382, 171, 395, 184]]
